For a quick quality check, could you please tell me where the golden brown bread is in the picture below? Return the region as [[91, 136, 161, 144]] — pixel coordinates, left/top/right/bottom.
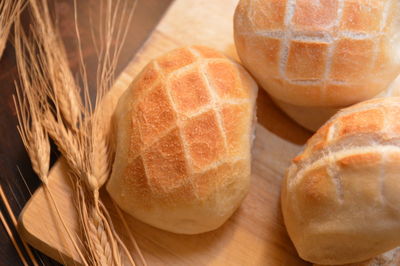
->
[[314, 247, 400, 266], [107, 46, 258, 234], [281, 97, 400, 264], [234, 0, 400, 107], [274, 74, 400, 131]]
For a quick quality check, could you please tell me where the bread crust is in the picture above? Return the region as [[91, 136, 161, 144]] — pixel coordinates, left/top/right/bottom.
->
[[274, 74, 400, 131], [314, 247, 400, 266], [234, 0, 400, 107], [107, 46, 258, 234], [282, 97, 400, 264]]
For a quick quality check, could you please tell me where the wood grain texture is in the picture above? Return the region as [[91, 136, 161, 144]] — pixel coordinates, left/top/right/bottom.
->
[[18, 0, 313, 265]]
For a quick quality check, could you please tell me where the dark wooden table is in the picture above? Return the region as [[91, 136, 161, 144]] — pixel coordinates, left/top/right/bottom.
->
[[0, 0, 173, 265]]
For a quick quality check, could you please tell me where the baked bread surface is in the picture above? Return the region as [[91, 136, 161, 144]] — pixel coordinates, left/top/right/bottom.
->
[[234, 0, 400, 107], [274, 74, 400, 131], [107, 46, 258, 234], [314, 247, 400, 266], [282, 97, 400, 264]]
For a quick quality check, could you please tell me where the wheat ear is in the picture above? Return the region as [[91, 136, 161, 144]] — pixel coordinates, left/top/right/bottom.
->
[[28, 0, 82, 130], [0, 0, 23, 58]]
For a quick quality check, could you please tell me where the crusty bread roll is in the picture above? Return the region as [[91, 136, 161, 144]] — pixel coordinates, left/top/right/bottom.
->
[[107, 46, 258, 234], [274, 74, 400, 131], [314, 247, 400, 266], [281, 97, 400, 264], [234, 0, 400, 107]]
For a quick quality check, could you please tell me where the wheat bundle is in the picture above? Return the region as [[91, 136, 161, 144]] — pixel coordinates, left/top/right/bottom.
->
[[14, 0, 145, 265]]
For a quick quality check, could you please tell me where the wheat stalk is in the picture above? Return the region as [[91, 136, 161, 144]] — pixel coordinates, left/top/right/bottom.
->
[[0, 185, 39, 265], [0, 209, 30, 265]]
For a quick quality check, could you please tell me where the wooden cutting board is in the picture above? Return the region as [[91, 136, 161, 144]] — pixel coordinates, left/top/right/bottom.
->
[[18, 0, 313, 265]]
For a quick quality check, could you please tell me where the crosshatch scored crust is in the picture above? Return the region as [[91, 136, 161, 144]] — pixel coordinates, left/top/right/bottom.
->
[[282, 97, 400, 265], [234, 0, 400, 107], [107, 46, 258, 234]]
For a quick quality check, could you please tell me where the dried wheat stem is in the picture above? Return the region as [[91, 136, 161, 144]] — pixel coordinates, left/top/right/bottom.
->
[[0, 209, 29, 266], [46, 185, 89, 265], [0, 185, 39, 266], [107, 201, 139, 266], [113, 200, 147, 266]]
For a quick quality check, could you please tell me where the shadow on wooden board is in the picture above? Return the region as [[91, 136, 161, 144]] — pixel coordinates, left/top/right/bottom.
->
[[256, 89, 312, 146]]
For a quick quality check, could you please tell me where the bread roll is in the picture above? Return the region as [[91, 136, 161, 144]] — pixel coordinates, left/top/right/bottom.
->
[[274, 74, 400, 131], [234, 0, 400, 107], [281, 97, 400, 264], [314, 247, 400, 266], [107, 46, 258, 234]]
